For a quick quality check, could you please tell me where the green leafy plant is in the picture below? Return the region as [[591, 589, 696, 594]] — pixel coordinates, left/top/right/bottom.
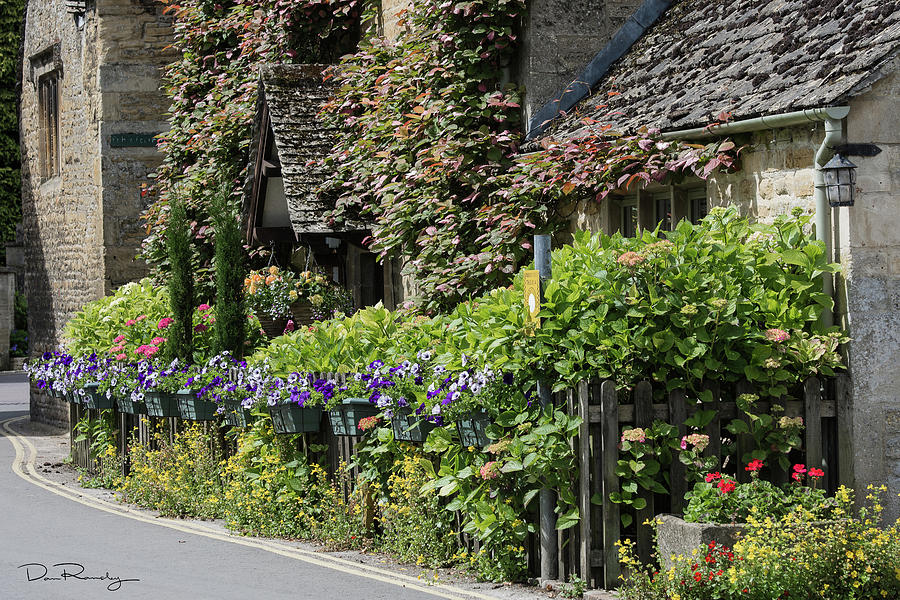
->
[[726, 393, 804, 469], [166, 195, 195, 362], [73, 410, 118, 463], [559, 574, 587, 599], [212, 189, 246, 357], [612, 422, 678, 527], [683, 460, 831, 525]]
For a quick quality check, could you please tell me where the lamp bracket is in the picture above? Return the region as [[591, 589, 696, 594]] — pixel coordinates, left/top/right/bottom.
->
[[832, 143, 881, 157]]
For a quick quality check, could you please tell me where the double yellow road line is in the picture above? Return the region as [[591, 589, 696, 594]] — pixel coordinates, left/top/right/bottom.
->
[[0, 416, 502, 600]]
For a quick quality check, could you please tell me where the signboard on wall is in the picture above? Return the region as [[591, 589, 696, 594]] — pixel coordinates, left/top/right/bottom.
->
[[110, 133, 159, 148]]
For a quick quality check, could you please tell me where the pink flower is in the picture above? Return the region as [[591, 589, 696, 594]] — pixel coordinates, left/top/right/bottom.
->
[[745, 459, 764, 472], [617, 251, 646, 268], [808, 468, 824, 478], [144, 346, 159, 357], [151, 337, 166, 345], [479, 461, 502, 480], [113, 335, 126, 343], [717, 478, 736, 494], [125, 319, 136, 327], [197, 303, 211, 311], [157, 317, 174, 329], [136, 314, 148, 321], [765, 328, 790, 342], [115, 353, 127, 361], [792, 463, 807, 475], [705, 472, 722, 483], [284, 319, 295, 333]]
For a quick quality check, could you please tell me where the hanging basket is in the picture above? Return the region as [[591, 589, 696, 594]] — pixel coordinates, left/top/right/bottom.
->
[[290, 301, 316, 327], [82, 384, 115, 410], [391, 407, 436, 443], [176, 389, 219, 421], [268, 403, 323, 434], [117, 396, 147, 415], [258, 315, 290, 338], [223, 400, 252, 428], [144, 391, 180, 417], [328, 398, 380, 437], [456, 411, 492, 448]]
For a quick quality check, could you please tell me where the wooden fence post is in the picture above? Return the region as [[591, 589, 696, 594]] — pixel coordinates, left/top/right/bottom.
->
[[600, 379, 620, 589], [734, 382, 755, 483], [804, 377, 823, 472], [702, 382, 721, 463], [668, 389, 687, 515], [577, 381, 591, 585], [633, 381, 654, 564], [834, 373, 854, 488]]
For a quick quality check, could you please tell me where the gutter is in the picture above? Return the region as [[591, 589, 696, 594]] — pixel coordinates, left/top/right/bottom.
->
[[661, 106, 850, 327]]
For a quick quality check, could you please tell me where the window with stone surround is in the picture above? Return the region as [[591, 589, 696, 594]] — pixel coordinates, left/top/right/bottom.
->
[[38, 72, 60, 180], [613, 184, 708, 236]]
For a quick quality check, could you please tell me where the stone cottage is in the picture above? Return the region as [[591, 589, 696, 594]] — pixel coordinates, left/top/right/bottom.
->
[[20, 0, 175, 423], [247, 0, 645, 307], [528, 0, 900, 518], [244, 64, 395, 310]]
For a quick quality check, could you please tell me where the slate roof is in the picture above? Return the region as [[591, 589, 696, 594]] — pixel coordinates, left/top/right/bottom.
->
[[256, 64, 357, 234], [542, 0, 900, 140]]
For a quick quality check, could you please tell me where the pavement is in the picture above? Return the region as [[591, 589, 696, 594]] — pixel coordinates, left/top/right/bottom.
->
[[0, 372, 600, 600]]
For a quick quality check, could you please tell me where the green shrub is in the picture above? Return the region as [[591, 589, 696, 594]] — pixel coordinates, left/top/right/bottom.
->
[[617, 486, 900, 600], [121, 422, 224, 519], [166, 196, 194, 362], [63, 279, 170, 356], [212, 189, 246, 357]]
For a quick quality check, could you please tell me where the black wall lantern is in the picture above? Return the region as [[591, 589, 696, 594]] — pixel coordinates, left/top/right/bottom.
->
[[822, 153, 857, 207]]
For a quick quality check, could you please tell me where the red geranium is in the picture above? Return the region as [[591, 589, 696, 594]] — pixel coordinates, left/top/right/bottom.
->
[[745, 459, 764, 472]]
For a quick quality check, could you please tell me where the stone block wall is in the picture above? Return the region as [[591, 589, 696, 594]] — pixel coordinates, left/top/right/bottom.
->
[[21, 0, 106, 356], [0, 270, 14, 370], [96, 1, 175, 291], [21, 0, 174, 424], [707, 124, 821, 223], [29, 386, 69, 428], [843, 59, 900, 521], [517, 0, 642, 124]]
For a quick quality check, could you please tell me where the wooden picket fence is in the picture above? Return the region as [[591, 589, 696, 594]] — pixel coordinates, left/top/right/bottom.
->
[[552, 373, 852, 589], [65, 372, 851, 590]]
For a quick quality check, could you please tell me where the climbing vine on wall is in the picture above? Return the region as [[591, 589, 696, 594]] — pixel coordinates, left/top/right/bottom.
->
[[321, 0, 740, 312], [0, 0, 23, 261], [141, 0, 360, 291]]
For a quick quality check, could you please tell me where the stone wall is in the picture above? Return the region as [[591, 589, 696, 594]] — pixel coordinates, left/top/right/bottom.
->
[[21, 0, 106, 356], [843, 59, 900, 521], [21, 0, 174, 424], [96, 0, 175, 291], [517, 0, 642, 125], [0, 270, 14, 370], [707, 125, 821, 223]]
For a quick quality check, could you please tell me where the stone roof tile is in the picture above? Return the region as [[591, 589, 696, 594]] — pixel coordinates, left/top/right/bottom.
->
[[543, 0, 900, 140]]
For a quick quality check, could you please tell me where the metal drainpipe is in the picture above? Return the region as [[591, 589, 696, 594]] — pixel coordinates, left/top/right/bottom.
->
[[814, 118, 844, 328]]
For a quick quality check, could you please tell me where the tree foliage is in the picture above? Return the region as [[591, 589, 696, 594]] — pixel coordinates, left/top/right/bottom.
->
[[166, 195, 195, 362], [0, 0, 23, 262], [212, 186, 246, 357]]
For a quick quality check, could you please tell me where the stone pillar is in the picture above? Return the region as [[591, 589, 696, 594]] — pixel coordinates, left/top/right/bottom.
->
[[0, 269, 15, 371]]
